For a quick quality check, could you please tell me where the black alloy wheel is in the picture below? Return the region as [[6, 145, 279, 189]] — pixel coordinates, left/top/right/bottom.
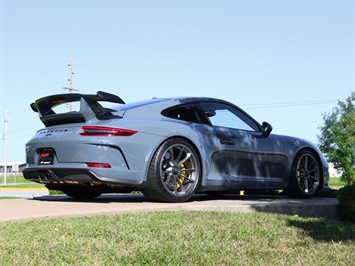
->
[[288, 150, 321, 198], [143, 138, 201, 203]]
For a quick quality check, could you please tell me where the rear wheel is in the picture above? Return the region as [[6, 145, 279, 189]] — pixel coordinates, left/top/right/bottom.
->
[[143, 138, 201, 203], [61, 186, 102, 199], [288, 150, 321, 198]]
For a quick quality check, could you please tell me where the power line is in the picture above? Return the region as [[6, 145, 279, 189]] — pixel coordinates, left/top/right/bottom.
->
[[2, 98, 342, 116], [241, 99, 340, 109]]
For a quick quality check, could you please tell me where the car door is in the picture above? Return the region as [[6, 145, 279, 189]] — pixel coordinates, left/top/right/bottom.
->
[[199, 101, 288, 188]]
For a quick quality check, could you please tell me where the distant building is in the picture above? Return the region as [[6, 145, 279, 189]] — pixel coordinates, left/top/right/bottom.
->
[[0, 162, 26, 176]]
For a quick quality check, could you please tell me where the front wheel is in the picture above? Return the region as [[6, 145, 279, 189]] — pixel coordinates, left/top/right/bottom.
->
[[287, 150, 321, 198], [143, 138, 201, 203]]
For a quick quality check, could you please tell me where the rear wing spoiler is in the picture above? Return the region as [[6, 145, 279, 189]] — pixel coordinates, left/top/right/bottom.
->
[[30, 91, 125, 127]]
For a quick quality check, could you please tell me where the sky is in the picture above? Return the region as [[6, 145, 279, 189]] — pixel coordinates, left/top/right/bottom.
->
[[0, 0, 354, 163]]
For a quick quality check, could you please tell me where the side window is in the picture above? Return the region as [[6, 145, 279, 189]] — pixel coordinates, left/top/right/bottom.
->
[[200, 102, 260, 131], [162, 103, 210, 124]]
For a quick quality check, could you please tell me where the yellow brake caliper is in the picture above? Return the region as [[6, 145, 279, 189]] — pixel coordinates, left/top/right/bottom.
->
[[176, 163, 186, 189]]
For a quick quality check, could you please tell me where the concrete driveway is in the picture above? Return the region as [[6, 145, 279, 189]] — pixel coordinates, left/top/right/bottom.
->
[[0, 193, 340, 222]]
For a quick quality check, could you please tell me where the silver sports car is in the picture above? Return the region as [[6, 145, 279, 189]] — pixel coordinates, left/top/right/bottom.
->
[[23, 91, 329, 202]]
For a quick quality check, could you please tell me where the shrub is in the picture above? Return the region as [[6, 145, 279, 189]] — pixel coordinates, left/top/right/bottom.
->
[[337, 184, 355, 222], [316, 188, 338, 198]]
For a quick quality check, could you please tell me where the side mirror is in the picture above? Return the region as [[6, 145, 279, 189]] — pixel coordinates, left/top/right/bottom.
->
[[261, 122, 273, 137]]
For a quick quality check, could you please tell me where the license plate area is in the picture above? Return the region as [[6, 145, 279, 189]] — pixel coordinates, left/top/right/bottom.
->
[[38, 148, 55, 165]]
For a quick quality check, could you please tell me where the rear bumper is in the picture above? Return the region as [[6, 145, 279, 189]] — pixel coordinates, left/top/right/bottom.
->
[[23, 167, 144, 187]]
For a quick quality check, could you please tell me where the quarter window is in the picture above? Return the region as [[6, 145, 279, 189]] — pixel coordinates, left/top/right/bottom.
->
[[162, 104, 208, 124], [199, 102, 260, 132]]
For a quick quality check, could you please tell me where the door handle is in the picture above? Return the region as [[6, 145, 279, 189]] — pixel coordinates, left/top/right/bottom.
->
[[220, 139, 234, 145]]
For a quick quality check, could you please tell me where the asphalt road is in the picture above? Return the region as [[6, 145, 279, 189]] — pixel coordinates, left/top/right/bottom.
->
[[0, 192, 340, 222]]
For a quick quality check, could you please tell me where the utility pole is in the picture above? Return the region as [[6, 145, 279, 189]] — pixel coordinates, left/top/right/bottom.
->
[[3, 110, 8, 185], [63, 56, 79, 111]]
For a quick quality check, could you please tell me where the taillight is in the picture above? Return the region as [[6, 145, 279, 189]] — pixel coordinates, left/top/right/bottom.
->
[[80, 126, 137, 136], [86, 162, 111, 168]]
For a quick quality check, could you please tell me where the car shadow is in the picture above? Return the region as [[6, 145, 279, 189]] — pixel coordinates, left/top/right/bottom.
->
[[286, 217, 355, 242], [32, 193, 148, 203], [32, 192, 290, 202], [32, 193, 339, 218], [31, 193, 301, 209]]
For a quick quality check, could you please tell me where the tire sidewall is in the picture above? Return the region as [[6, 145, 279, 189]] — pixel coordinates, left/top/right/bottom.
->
[[147, 138, 201, 202], [289, 150, 320, 198]]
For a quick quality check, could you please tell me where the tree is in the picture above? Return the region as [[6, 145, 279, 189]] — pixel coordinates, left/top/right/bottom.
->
[[318, 92, 355, 185]]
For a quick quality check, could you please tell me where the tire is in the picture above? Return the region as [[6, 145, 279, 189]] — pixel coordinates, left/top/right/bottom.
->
[[287, 150, 321, 198], [143, 138, 201, 203], [61, 186, 102, 199]]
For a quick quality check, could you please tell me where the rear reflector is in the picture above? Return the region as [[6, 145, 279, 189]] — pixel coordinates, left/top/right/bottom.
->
[[80, 126, 137, 136], [86, 162, 112, 168]]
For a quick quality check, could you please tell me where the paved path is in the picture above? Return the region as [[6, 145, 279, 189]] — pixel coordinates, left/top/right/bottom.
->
[[0, 194, 340, 222], [0, 188, 49, 198]]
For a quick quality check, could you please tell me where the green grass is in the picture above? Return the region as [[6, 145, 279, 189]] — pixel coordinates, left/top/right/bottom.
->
[[0, 183, 45, 189], [0, 211, 354, 265], [0, 175, 45, 188], [329, 177, 347, 187], [0, 174, 28, 184], [0, 196, 21, 200]]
